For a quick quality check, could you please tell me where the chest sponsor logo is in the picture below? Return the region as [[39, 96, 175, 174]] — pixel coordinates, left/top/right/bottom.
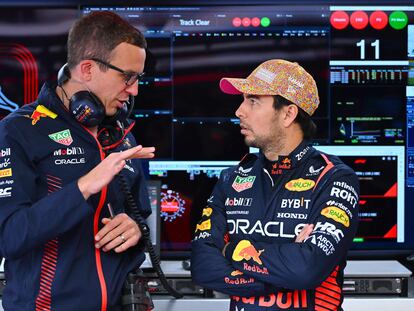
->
[[0, 148, 11, 158], [53, 147, 85, 156], [285, 178, 315, 192], [277, 212, 307, 220], [226, 210, 249, 215], [228, 219, 306, 238], [0, 168, 12, 178], [0, 187, 12, 198], [55, 158, 86, 165], [313, 221, 344, 243], [225, 197, 252, 207], [280, 198, 310, 209], [0, 158, 11, 169], [306, 165, 324, 176], [232, 176, 256, 192], [30, 105, 57, 125], [321, 206, 350, 227], [49, 129, 73, 146]]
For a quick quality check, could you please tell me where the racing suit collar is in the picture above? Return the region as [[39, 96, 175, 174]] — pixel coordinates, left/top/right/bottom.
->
[[258, 140, 313, 170]]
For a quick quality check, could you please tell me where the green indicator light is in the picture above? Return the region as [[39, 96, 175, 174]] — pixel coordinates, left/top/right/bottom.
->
[[353, 238, 364, 243], [261, 17, 271, 27], [389, 11, 408, 30]]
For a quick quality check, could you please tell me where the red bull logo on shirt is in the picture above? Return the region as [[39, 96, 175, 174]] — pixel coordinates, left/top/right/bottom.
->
[[232, 240, 264, 265], [30, 105, 57, 125]]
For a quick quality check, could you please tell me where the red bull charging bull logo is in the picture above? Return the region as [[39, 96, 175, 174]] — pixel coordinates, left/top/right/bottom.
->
[[232, 240, 264, 265], [29, 105, 57, 125]]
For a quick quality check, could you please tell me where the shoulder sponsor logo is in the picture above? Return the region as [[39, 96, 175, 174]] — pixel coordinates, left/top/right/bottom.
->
[[333, 181, 358, 197], [0, 168, 12, 178], [326, 200, 353, 219], [202, 207, 213, 217], [225, 197, 252, 207], [321, 206, 350, 227], [235, 166, 253, 177], [54, 158, 86, 165], [285, 178, 315, 192], [195, 219, 211, 232], [306, 234, 335, 256], [0, 180, 13, 186], [193, 231, 211, 240], [0, 158, 11, 169], [49, 129, 73, 146], [232, 176, 256, 192], [0, 187, 12, 198], [330, 186, 358, 208], [30, 105, 57, 125], [0, 148, 11, 158], [313, 221, 344, 243]]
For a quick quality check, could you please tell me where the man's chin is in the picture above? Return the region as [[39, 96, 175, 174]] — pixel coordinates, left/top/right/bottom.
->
[[244, 138, 257, 148]]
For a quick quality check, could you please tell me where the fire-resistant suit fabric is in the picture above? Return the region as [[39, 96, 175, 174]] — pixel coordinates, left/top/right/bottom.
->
[[191, 141, 359, 311], [0, 83, 151, 311]]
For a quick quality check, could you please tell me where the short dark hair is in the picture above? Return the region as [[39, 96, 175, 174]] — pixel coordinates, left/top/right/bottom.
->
[[272, 95, 317, 140], [67, 11, 147, 69]]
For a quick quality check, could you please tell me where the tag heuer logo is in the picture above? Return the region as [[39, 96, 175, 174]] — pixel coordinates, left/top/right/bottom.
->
[[48, 129, 73, 146], [232, 175, 256, 192]]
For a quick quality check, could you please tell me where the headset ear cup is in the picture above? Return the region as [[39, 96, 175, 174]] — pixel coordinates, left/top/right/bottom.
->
[[69, 91, 105, 127], [57, 63, 71, 87]]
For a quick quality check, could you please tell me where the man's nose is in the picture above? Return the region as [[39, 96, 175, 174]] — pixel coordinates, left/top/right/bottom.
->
[[125, 82, 139, 96]]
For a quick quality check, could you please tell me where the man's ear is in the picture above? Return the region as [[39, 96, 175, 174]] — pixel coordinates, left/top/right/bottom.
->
[[78, 60, 93, 82], [282, 104, 298, 127]]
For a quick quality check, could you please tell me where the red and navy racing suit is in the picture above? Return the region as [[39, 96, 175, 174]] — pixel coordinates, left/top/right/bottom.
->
[[0, 83, 151, 311], [191, 141, 359, 311]]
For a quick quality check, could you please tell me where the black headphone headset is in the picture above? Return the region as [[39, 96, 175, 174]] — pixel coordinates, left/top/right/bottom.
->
[[57, 63, 133, 128]]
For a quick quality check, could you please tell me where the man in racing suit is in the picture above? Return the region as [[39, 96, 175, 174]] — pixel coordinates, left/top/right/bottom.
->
[[0, 12, 155, 310], [191, 59, 359, 311]]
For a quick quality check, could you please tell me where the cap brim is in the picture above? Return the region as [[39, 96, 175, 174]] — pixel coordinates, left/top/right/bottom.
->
[[219, 78, 248, 95], [220, 77, 280, 96]]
